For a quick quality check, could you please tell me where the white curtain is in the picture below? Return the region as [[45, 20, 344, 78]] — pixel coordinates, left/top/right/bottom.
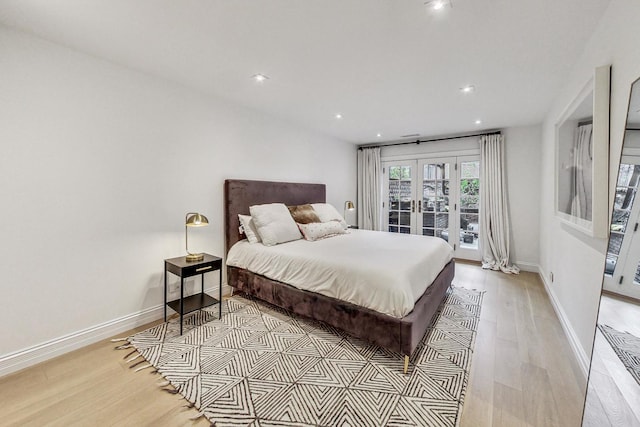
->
[[357, 147, 382, 231], [570, 124, 593, 221], [479, 134, 519, 274]]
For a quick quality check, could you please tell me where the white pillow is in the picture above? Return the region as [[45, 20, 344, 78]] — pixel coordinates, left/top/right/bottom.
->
[[298, 221, 347, 241], [249, 203, 302, 246], [238, 214, 261, 244], [311, 203, 348, 229]]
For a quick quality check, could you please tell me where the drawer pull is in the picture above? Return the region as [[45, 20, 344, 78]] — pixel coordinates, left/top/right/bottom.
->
[[196, 266, 212, 272]]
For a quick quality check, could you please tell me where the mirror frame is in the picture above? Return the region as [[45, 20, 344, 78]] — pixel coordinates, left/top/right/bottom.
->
[[555, 65, 611, 238]]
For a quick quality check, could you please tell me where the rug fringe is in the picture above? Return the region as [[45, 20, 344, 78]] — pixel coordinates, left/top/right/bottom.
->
[[163, 388, 179, 395], [125, 353, 142, 363], [115, 344, 132, 350], [134, 363, 152, 372], [123, 349, 137, 360], [189, 412, 205, 421], [129, 360, 147, 369], [110, 337, 128, 342]]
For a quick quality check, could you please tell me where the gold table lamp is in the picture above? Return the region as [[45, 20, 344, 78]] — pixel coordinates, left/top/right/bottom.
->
[[344, 201, 355, 225], [185, 212, 209, 262]]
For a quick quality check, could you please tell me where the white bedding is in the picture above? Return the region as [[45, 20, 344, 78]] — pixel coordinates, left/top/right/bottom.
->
[[226, 229, 453, 318]]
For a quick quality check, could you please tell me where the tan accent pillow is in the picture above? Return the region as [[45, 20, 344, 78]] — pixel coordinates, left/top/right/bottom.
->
[[288, 204, 321, 224]]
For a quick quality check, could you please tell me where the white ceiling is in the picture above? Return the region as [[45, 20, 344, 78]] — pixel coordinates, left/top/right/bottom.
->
[[0, 0, 610, 144]]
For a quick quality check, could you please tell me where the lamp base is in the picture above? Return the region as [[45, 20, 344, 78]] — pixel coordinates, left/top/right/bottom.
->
[[186, 253, 204, 262]]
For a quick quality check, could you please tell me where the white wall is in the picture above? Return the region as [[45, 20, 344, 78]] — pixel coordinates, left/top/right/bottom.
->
[[503, 125, 542, 270], [539, 0, 640, 375], [0, 25, 356, 372], [379, 126, 542, 269]]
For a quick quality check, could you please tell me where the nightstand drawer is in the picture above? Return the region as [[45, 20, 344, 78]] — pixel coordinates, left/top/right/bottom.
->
[[182, 258, 222, 277]]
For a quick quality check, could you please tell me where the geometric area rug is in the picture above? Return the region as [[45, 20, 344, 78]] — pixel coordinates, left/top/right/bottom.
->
[[123, 287, 483, 426], [598, 324, 640, 387]]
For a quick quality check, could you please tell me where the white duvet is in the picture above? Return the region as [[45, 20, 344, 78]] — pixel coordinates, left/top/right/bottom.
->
[[226, 229, 453, 318]]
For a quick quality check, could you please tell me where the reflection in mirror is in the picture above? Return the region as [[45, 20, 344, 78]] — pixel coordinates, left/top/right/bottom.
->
[[555, 65, 610, 238], [557, 95, 594, 221], [583, 78, 640, 426]]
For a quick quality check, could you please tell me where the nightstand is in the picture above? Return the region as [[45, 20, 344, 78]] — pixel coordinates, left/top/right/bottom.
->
[[164, 253, 222, 335]]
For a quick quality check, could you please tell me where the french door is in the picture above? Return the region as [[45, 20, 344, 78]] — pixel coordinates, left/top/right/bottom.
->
[[604, 156, 640, 299], [382, 156, 481, 260]]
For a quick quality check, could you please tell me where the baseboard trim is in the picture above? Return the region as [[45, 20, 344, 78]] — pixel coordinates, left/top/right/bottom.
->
[[538, 266, 590, 380], [0, 284, 233, 378], [0, 305, 163, 378], [515, 261, 539, 273]]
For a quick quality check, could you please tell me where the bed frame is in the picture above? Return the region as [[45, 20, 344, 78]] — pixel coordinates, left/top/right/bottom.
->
[[224, 179, 454, 373]]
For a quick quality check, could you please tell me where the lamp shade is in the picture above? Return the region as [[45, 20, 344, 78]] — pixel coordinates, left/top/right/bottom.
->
[[186, 213, 209, 227], [343, 201, 355, 228]]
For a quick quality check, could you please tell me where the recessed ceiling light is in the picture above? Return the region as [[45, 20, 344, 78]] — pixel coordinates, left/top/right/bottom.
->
[[335, 113, 343, 119], [460, 85, 475, 94], [376, 133, 382, 138], [475, 119, 482, 125], [424, 0, 450, 10], [252, 73, 269, 83]]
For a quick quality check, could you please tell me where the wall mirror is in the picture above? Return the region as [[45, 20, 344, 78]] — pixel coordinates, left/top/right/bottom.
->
[[582, 77, 640, 426], [556, 65, 611, 238]]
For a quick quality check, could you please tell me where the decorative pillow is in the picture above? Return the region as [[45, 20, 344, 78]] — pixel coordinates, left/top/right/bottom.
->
[[311, 203, 348, 229], [288, 204, 321, 224], [298, 221, 347, 241], [249, 203, 302, 246], [238, 214, 261, 244]]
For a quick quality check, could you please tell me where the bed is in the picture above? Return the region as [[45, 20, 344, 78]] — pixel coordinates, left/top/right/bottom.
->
[[224, 179, 455, 373]]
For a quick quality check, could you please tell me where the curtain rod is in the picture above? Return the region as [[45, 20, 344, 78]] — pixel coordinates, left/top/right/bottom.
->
[[358, 130, 502, 150]]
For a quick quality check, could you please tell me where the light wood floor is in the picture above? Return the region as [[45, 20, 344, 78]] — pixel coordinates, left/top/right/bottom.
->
[[582, 294, 640, 427], [456, 261, 585, 427], [0, 262, 587, 426]]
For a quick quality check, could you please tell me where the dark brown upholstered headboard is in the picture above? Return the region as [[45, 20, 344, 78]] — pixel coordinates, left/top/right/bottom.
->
[[224, 179, 326, 256]]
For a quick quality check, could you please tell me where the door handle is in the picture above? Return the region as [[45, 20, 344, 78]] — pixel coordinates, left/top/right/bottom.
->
[[418, 201, 422, 213], [411, 200, 415, 213]]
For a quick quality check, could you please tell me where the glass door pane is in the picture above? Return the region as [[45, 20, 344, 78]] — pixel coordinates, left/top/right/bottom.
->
[[606, 163, 640, 276], [384, 162, 416, 234], [459, 160, 480, 250], [604, 156, 640, 299], [420, 162, 451, 241], [618, 236, 640, 299]]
